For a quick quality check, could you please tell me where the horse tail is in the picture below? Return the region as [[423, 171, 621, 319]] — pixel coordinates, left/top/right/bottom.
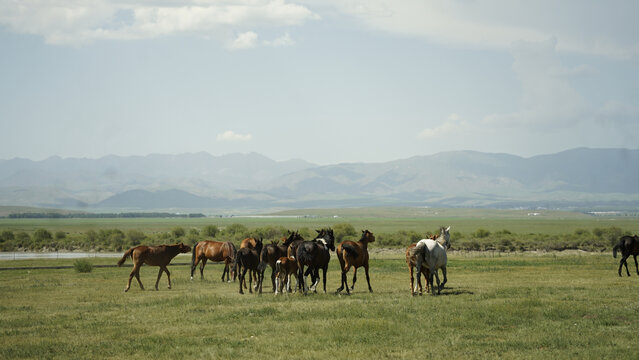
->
[[191, 242, 198, 268], [117, 247, 135, 266], [257, 246, 269, 272], [409, 241, 425, 257], [342, 243, 359, 258]]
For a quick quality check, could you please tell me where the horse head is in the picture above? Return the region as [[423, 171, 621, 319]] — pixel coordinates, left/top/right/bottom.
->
[[361, 229, 375, 243], [323, 228, 336, 251], [440, 226, 451, 249], [177, 242, 192, 253], [255, 237, 264, 253]]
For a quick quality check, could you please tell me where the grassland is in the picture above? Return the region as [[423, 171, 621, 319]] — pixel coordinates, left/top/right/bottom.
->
[[1, 251, 638, 359]]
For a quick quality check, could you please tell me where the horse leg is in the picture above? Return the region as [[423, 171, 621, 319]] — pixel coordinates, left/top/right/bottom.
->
[[165, 266, 172, 289], [622, 254, 631, 276], [414, 257, 423, 295], [298, 266, 307, 294], [125, 266, 138, 292], [634, 255, 639, 275], [271, 267, 277, 293], [155, 267, 163, 291], [431, 267, 441, 295], [439, 266, 447, 291], [239, 267, 247, 294], [350, 267, 358, 292], [322, 267, 327, 294], [409, 265, 418, 296], [191, 256, 200, 280], [365, 264, 373, 293], [222, 262, 229, 282], [200, 258, 207, 280], [338, 264, 350, 294]]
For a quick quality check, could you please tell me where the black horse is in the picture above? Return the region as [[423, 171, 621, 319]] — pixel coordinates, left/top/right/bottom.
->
[[296, 228, 335, 294], [234, 238, 263, 294], [613, 235, 639, 277], [257, 231, 303, 293]]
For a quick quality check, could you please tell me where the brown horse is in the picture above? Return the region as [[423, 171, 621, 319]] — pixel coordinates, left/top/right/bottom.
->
[[274, 256, 298, 294], [190, 240, 237, 282], [258, 231, 303, 293], [117, 243, 191, 292], [335, 230, 375, 294], [406, 243, 432, 296]]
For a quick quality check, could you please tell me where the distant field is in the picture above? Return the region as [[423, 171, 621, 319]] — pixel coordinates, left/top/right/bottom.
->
[[1, 252, 638, 359], [1, 207, 637, 235]]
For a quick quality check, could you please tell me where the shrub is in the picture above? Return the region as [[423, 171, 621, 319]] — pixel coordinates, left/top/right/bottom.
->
[[54, 231, 66, 240], [202, 225, 219, 237], [171, 227, 185, 238], [33, 229, 53, 241], [472, 229, 491, 238], [74, 259, 93, 273], [1, 230, 14, 242], [127, 230, 146, 246]]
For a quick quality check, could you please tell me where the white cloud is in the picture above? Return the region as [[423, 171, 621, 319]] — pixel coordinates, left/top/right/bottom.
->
[[264, 32, 295, 47], [482, 38, 588, 130], [0, 0, 318, 46], [229, 31, 258, 49], [418, 114, 468, 139], [313, 0, 639, 59], [216, 130, 253, 142]]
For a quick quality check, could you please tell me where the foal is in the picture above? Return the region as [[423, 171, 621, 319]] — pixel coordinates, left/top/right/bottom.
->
[[274, 256, 298, 294], [118, 243, 191, 292], [336, 230, 375, 294]]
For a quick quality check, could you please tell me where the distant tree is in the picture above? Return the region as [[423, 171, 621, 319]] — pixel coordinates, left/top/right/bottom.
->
[[202, 225, 219, 237], [127, 230, 146, 246], [0, 230, 14, 242], [171, 227, 185, 238], [33, 229, 53, 242], [333, 223, 357, 243]]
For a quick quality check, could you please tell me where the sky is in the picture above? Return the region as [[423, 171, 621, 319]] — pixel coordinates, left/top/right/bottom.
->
[[0, 0, 638, 165]]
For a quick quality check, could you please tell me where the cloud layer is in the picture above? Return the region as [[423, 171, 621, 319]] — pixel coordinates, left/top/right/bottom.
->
[[0, 0, 318, 46]]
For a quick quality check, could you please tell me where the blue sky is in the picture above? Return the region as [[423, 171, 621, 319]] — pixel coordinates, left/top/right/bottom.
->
[[1, 0, 638, 164]]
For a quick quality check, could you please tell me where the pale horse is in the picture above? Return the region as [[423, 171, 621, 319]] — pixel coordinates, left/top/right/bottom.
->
[[411, 226, 451, 295]]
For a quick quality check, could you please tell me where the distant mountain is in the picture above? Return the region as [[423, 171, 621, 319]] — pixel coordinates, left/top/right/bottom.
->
[[1, 148, 637, 211]]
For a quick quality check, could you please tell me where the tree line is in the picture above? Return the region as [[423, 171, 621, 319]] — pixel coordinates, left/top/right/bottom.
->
[[0, 223, 629, 253]]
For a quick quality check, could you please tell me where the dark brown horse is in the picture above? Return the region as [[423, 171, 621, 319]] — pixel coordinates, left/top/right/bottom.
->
[[234, 239, 263, 294], [258, 231, 303, 293], [190, 240, 237, 282], [613, 235, 639, 276], [296, 228, 335, 294], [336, 230, 375, 294], [239, 237, 262, 289], [117, 243, 191, 292]]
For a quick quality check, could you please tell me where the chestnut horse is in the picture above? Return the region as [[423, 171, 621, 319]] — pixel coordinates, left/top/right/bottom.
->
[[117, 243, 191, 292], [190, 240, 237, 282], [335, 230, 375, 294], [234, 239, 263, 294], [258, 231, 303, 293], [405, 235, 436, 296], [274, 256, 298, 294]]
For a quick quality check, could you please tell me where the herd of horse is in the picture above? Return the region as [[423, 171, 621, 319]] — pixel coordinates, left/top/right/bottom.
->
[[115, 226, 639, 294]]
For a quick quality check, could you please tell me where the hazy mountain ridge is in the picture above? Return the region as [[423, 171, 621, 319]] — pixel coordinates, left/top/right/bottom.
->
[[0, 148, 637, 210]]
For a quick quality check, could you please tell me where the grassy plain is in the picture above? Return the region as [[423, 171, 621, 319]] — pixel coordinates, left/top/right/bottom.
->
[[1, 252, 638, 359], [1, 208, 639, 358]]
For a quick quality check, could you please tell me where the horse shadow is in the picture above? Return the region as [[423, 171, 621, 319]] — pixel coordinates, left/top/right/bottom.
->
[[437, 286, 474, 296]]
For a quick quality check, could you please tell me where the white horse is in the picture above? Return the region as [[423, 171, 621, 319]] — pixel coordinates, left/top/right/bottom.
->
[[411, 226, 451, 295]]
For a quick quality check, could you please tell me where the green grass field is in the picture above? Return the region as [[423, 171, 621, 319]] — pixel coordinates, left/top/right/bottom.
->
[[1, 251, 638, 359]]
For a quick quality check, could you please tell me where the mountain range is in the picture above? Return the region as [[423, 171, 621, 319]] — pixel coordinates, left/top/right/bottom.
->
[[0, 148, 637, 212]]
